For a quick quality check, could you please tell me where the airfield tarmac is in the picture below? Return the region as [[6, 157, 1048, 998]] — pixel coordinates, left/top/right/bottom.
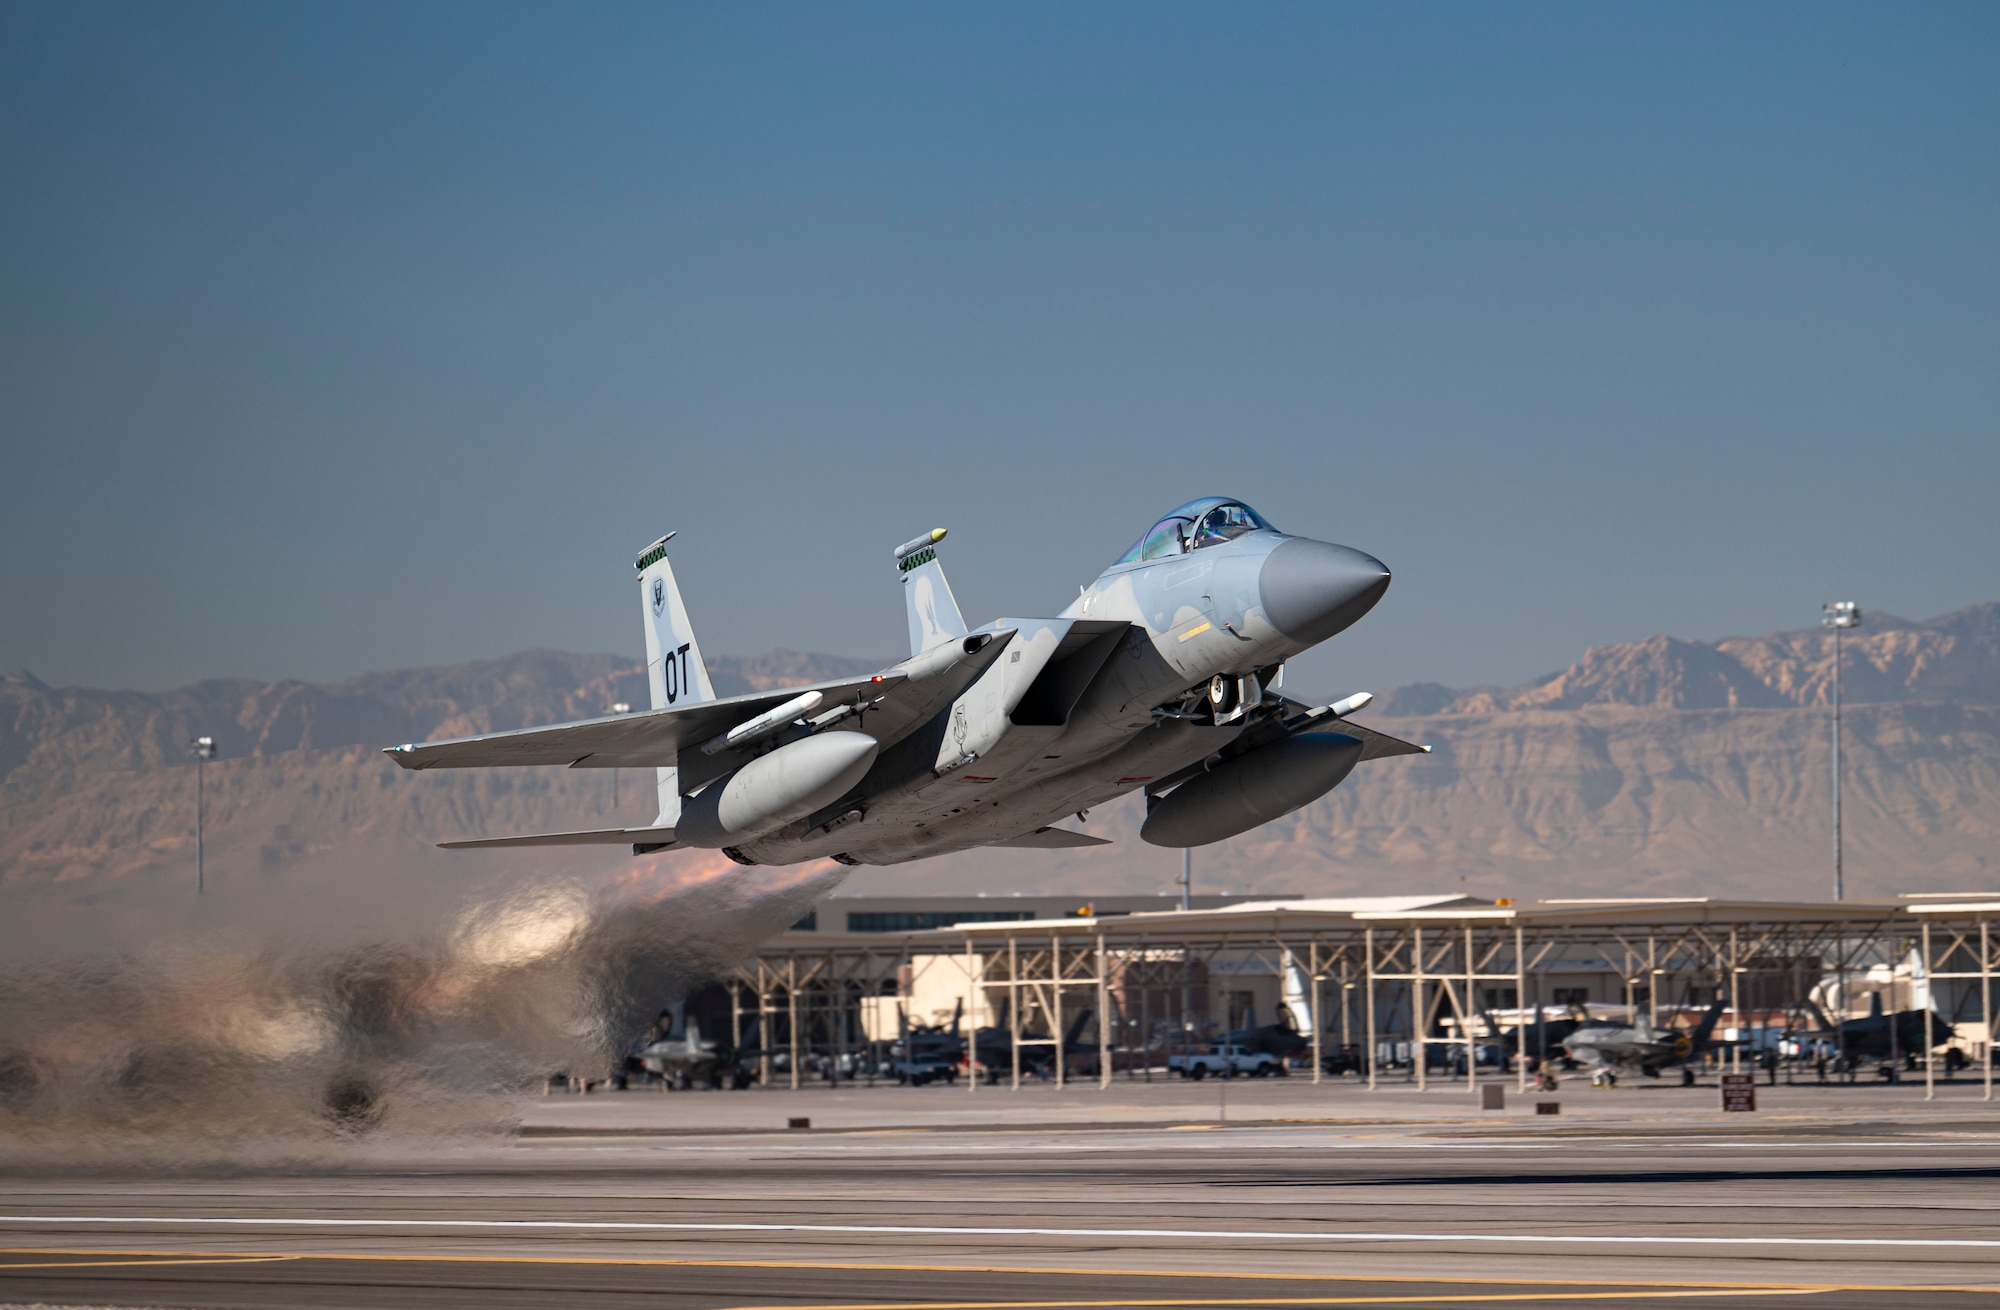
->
[[6, 1076, 2000, 1309]]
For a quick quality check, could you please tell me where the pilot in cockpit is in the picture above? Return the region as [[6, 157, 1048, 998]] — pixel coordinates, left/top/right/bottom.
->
[[1192, 502, 1267, 547], [1117, 499, 1275, 566]]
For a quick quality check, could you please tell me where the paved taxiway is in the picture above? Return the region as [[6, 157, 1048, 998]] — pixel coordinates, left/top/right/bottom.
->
[[6, 1079, 2000, 1308]]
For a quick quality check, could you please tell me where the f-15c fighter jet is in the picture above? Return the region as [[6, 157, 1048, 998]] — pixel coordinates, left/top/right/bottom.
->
[[386, 497, 1426, 866]]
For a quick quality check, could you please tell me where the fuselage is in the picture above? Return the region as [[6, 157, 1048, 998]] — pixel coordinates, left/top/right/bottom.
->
[[726, 501, 1390, 866], [1563, 1025, 1691, 1077]]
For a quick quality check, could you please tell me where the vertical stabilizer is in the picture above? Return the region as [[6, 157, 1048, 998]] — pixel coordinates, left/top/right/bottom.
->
[[636, 533, 716, 827], [895, 528, 967, 657], [1689, 998, 1728, 1052], [1280, 948, 1313, 1034]]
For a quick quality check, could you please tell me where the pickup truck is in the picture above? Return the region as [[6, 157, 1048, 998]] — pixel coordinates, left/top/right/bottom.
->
[[1168, 1044, 1283, 1079]]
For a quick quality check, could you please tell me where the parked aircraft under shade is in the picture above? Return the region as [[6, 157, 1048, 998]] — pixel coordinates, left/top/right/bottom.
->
[[1562, 1000, 1730, 1087], [385, 498, 1426, 866]]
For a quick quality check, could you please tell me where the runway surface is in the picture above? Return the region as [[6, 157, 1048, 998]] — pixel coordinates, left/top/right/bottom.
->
[[6, 1079, 2000, 1308]]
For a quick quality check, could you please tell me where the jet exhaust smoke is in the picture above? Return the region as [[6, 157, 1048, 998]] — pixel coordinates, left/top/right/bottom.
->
[[0, 852, 839, 1168]]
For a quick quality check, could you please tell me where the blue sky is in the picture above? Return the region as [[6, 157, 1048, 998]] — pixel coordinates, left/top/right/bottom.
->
[[3, 2, 1995, 697]]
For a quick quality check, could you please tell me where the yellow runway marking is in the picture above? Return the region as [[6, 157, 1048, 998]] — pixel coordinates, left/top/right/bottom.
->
[[0, 1255, 299, 1270], [721, 1295, 1814, 1309], [2, 1247, 1997, 1297]]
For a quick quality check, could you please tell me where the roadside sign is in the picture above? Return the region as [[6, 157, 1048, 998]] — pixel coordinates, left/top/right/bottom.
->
[[1720, 1072, 1756, 1112]]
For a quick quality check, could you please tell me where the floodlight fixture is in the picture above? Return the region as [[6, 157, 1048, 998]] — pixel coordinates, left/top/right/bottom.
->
[[189, 736, 217, 893], [1820, 602, 1862, 900]]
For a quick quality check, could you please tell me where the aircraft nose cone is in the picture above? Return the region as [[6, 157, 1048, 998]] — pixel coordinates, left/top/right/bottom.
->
[[1258, 538, 1391, 645]]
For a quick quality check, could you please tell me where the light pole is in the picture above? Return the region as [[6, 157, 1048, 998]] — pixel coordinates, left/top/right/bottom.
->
[[1822, 602, 1860, 901], [607, 702, 631, 809], [189, 735, 216, 894], [1179, 848, 1194, 1059]]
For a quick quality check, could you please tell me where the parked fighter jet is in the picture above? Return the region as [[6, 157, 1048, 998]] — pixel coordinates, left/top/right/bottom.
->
[[636, 1004, 750, 1089], [1477, 1005, 1591, 1070], [1563, 1000, 1728, 1087], [1803, 992, 1954, 1067], [386, 499, 1424, 865], [971, 1007, 1100, 1082], [1226, 950, 1318, 1061]]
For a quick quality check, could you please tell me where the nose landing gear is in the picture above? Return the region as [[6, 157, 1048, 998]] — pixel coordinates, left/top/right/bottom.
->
[[1208, 673, 1262, 726]]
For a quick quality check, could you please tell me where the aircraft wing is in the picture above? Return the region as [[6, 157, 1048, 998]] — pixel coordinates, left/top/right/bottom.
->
[[383, 672, 905, 771], [1320, 716, 1428, 761], [1276, 698, 1430, 760], [991, 827, 1112, 849], [439, 825, 679, 851]]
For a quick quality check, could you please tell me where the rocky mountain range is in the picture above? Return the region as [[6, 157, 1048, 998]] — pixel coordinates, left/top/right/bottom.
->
[[1376, 603, 2000, 715], [4, 604, 1996, 937]]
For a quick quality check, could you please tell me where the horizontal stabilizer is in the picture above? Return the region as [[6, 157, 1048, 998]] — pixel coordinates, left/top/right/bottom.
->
[[439, 826, 678, 851], [991, 827, 1112, 849]]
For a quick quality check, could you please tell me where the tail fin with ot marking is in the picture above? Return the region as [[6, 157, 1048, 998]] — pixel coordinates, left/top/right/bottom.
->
[[636, 533, 716, 826]]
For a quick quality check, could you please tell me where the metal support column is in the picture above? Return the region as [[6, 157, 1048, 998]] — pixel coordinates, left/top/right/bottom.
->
[[1924, 917, 1935, 1101], [1985, 919, 1994, 1103], [1728, 928, 1742, 1075], [1365, 927, 1378, 1091], [1310, 939, 1323, 1086], [730, 982, 744, 1087], [1464, 923, 1478, 1095], [1097, 932, 1112, 1090], [1413, 925, 1427, 1091], [757, 965, 773, 1087], [967, 933, 979, 1095], [787, 955, 801, 1091], [1140, 950, 1152, 1082], [1052, 933, 1065, 1087], [1515, 923, 1528, 1093], [1647, 931, 1658, 1031], [1009, 935, 1022, 1090]]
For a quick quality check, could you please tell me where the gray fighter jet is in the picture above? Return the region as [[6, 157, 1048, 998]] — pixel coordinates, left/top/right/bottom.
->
[[386, 498, 1424, 865], [1563, 1000, 1728, 1087]]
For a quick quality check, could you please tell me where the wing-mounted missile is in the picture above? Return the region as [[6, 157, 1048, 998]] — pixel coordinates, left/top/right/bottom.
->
[[700, 690, 825, 756], [1270, 691, 1428, 761]]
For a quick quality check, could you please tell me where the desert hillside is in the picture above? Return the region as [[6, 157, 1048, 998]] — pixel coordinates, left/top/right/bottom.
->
[[3, 605, 1995, 927]]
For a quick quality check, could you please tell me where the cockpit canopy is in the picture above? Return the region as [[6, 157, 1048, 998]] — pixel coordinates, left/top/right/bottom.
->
[[1113, 497, 1277, 566]]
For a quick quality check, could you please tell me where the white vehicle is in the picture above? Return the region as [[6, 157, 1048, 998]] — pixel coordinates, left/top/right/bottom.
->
[[1169, 1044, 1282, 1079]]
